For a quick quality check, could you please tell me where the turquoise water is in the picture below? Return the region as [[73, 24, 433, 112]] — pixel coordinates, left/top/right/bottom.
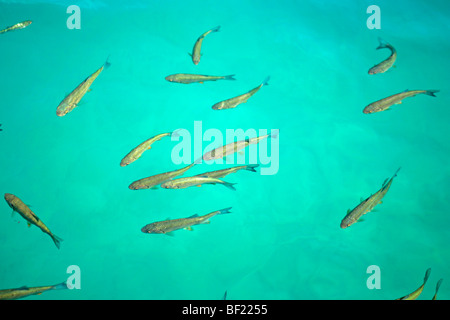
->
[[0, 0, 449, 300]]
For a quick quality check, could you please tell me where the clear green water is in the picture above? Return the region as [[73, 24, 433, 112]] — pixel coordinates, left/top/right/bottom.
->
[[0, 0, 449, 300]]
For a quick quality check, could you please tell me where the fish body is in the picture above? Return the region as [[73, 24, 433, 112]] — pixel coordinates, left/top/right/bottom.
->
[[128, 163, 196, 190], [195, 164, 259, 179], [396, 268, 431, 300], [202, 132, 275, 161], [212, 76, 270, 110], [165, 73, 235, 84], [0, 20, 32, 34], [120, 132, 172, 167], [363, 90, 439, 114], [141, 207, 231, 234], [368, 38, 397, 74], [0, 282, 67, 300], [161, 176, 236, 190], [4, 193, 62, 249], [56, 58, 111, 117], [190, 26, 220, 65], [340, 168, 400, 229]]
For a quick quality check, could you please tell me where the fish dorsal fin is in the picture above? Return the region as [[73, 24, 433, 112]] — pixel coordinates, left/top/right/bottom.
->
[[382, 178, 389, 186], [187, 214, 199, 218]]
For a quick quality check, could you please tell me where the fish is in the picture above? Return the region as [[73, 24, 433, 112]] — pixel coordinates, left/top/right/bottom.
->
[[141, 207, 232, 235], [4, 193, 63, 249], [165, 73, 236, 84], [194, 164, 259, 179], [56, 57, 111, 117], [201, 132, 277, 162], [161, 176, 237, 190], [190, 26, 220, 65], [120, 132, 173, 167], [0, 282, 68, 300], [0, 20, 32, 34], [212, 76, 270, 110], [363, 89, 439, 114], [432, 278, 443, 300], [368, 37, 397, 74], [340, 167, 400, 229], [396, 268, 431, 300], [128, 162, 196, 190], [0, 124, 2, 131]]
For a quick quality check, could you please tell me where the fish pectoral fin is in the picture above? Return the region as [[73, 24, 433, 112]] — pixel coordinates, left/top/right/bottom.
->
[[27, 222, 32, 228], [395, 101, 402, 104], [184, 226, 194, 231], [199, 82, 204, 84], [357, 218, 365, 223], [147, 146, 152, 150]]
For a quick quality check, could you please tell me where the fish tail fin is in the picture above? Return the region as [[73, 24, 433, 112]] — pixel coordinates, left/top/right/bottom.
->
[[53, 281, 69, 290], [103, 55, 111, 69], [223, 181, 237, 191], [171, 128, 183, 138], [217, 207, 232, 215], [51, 234, 63, 249], [262, 76, 270, 86], [211, 25, 221, 33], [194, 156, 203, 165], [245, 164, 260, 172], [424, 268, 432, 285], [224, 74, 236, 81], [393, 167, 401, 178], [376, 37, 390, 50], [269, 129, 279, 139], [424, 90, 439, 97]]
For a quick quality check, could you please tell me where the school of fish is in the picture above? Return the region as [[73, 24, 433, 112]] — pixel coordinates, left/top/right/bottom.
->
[[0, 16, 445, 301]]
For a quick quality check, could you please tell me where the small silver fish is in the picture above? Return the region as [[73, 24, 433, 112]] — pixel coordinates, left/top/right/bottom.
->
[[141, 207, 232, 235], [363, 90, 439, 114], [190, 26, 220, 65], [212, 77, 270, 110], [368, 37, 397, 74]]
